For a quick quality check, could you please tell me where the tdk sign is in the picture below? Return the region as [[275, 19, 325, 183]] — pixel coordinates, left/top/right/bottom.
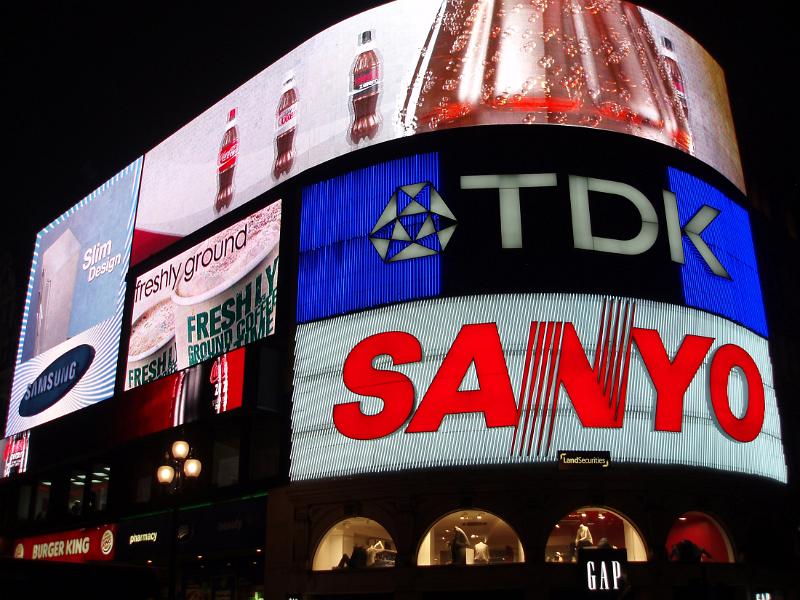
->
[[461, 173, 729, 277], [369, 182, 456, 263], [298, 154, 766, 337]]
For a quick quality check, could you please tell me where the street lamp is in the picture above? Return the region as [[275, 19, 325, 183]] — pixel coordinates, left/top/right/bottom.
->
[[157, 440, 201, 493], [156, 440, 202, 600]]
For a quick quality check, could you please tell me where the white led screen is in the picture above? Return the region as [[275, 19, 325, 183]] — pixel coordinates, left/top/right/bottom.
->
[[132, 0, 744, 265], [290, 293, 786, 483], [6, 161, 141, 437]]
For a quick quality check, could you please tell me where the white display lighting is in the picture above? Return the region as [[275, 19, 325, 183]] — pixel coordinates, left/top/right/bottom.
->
[[290, 293, 786, 483]]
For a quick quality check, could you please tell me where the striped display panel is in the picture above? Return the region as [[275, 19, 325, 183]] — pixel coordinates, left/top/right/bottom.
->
[[669, 167, 768, 336], [6, 159, 142, 437], [290, 293, 786, 483], [297, 153, 441, 323]]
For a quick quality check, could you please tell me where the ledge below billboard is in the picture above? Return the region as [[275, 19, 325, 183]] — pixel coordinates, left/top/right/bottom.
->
[[290, 293, 786, 483]]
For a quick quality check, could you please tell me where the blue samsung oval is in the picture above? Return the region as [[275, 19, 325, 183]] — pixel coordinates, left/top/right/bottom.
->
[[18, 344, 95, 417]]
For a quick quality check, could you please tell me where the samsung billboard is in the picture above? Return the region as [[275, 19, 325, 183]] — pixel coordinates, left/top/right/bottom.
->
[[6, 160, 141, 437]]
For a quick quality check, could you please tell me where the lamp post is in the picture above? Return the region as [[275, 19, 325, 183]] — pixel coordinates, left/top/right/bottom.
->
[[157, 439, 202, 600]]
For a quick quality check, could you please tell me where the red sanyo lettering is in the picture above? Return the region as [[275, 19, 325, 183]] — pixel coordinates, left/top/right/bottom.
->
[[632, 329, 714, 432], [405, 324, 517, 432], [336, 332, 420, 440], [709, 344, 765, 443], [334, 322, 766, 444]]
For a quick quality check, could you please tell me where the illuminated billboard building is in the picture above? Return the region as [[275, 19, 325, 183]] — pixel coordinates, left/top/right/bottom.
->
[[0, 1, 797, 599]]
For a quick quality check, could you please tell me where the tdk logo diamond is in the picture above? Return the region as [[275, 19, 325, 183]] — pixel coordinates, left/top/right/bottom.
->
[[298, 153, 443, 323], [369, 182, 457, 263]]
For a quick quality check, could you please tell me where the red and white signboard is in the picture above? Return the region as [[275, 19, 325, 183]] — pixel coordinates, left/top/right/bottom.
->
[[14, 524, 116, 562], [290, 293, 786, 482]]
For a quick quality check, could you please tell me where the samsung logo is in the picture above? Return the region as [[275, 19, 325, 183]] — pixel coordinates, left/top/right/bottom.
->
[[19, 345, 95, 416]]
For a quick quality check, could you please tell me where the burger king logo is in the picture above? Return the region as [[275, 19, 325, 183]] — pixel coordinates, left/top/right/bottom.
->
[[14, 543, 24, 559], [100, 529, 114, 556]]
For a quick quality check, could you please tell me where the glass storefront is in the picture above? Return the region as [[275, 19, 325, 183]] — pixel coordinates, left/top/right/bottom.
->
[[313, 517, 396, 570], [417, 509, 524, 566], [666, 511, 734, 563], [545, 507, 647, 562]]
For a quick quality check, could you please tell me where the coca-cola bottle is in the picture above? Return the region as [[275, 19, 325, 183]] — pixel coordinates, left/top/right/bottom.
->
[[273, 73, 298, 179], [350, 30, 382, 144], [210, 353, 229, 414], [401, 0, 691, 153], [215, 108, 239, 213], [660, 36, 689, 120]]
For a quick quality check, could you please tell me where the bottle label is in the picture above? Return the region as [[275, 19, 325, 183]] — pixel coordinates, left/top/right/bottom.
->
[[218, 139, 239, 173], [276, 102, 297, 135], [353, 66, 380, 93]]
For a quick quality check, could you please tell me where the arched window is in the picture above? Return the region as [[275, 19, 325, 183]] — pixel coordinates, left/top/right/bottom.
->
[[666, 512, 734, 563], [312, 517, 396, 571], [417, 509, 525, 566], [545, 507, 647, 562]]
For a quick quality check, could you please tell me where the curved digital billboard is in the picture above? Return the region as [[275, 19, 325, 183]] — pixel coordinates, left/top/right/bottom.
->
[[132, 0, 743, 265], [290, 293, 786, 483], [289, 133, 783, 483]]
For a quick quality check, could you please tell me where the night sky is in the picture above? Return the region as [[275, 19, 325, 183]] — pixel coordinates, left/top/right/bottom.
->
[[1, 1, 797, 369]]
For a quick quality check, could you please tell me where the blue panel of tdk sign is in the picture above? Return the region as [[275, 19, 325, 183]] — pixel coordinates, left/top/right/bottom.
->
[[298, 153, 442, 323], [668, 167, 768, 337]]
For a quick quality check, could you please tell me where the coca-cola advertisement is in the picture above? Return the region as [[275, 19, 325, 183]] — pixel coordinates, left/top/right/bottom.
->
[[1, 430, 30, 478], [6, 160, 141, 437], [131, 0, 742, 266], [126, 201, 280, 390], [114, 349, 244, 441]]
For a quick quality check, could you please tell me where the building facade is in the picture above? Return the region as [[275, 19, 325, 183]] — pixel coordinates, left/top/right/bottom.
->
[[1, 2, 798, 599]]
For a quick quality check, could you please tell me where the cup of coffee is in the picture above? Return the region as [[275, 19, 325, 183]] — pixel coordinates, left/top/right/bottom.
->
[[171, 202, 281, 368], [126, 298, 178, 390]]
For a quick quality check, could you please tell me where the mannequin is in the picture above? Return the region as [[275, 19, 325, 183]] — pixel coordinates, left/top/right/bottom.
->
[[366, 539, 384, 566], [474, 537, 489, 563], [450, 526, 470, 565], [575, 523, 593, 549]]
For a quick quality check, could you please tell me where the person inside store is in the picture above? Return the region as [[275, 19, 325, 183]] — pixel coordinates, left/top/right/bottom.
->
[[450, 526, 470, 565], [597, 537, 615, 549], [670, 539, 712, 563], [336, 544, 368, 569], [474, 537, 489, 563]]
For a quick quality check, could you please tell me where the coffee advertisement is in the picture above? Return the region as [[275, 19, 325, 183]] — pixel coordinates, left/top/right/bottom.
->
[[131, 0, 743, 266], [6, 160, 141, 436], [126, 201, 280, 390]]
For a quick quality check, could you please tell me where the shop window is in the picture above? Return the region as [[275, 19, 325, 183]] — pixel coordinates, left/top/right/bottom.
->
[[212, 435, 240, 487], [88, 464, 110, 512], [33, 480, 51, 520], [417, 509, 525, 566], [666, 512, 734, 563], [545, 507, 647, 562], [17, 484, 32, 521], [313, 517, 396, 570], [67, 471, 86, 516]]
